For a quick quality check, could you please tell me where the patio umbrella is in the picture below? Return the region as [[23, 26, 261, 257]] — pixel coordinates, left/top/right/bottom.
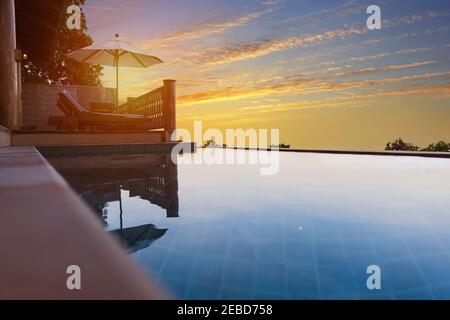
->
[[66, 34, 163, 110]]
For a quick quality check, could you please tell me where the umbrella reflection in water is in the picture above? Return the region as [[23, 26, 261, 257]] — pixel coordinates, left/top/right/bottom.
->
[[112, 224, 167, 254], [111, 193, 167, 254], [45, 153, 178, 253]]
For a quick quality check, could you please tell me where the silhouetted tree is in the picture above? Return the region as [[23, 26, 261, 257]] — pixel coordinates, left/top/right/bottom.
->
[[22, 0, 103, 86], [385, 138, 419, 151], [271, 143, 290, 149], [421, 141, 450, 152], [203, 139, 218, 148]]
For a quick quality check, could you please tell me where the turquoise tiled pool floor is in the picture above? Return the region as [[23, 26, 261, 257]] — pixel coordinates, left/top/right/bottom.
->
[[138, 207, 450, 300], [48, 150, 450, 300]]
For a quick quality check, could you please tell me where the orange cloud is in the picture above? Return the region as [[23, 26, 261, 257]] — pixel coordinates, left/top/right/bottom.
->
[[178, 77, 324, 105], [348, 83, 450, 99], [177, 83, 450, 124], [178, 71, 450, 106], [235, 84, 450, 114], [336, 61, 435, 77]]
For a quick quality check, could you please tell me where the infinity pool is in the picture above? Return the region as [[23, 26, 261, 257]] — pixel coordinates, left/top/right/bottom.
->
[[47, 149, 450, 300]]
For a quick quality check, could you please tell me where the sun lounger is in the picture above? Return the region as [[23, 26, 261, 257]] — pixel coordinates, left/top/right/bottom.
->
[[48, 90, 148, 130]]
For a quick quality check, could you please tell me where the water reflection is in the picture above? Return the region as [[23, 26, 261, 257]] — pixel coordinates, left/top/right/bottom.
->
[[46, 150, 450, 299], [112, 224, 167, 254], [46, 153, 178, 252]]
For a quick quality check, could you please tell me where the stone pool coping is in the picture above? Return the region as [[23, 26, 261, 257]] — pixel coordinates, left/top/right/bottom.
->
[[0, 146, 169, 299]]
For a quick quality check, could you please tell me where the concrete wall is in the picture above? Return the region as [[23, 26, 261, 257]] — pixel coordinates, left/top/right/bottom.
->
[[22, 83, 116, 130], [0, 0, 19, 129]]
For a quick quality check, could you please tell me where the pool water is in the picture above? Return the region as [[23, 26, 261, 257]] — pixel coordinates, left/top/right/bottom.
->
[[47, 149, 450, 300]]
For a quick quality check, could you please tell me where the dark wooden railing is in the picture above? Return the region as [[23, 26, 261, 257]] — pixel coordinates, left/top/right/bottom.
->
[[49, 153, 179, 218], [121, 87, 164, 128], [119, 80, 176, 141]]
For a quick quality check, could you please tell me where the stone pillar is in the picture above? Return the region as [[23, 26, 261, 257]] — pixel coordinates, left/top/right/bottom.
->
[[163, 79, 176, 142], [0, 0, 19, 129]]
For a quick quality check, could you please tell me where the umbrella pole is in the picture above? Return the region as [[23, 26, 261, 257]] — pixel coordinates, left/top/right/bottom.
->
[[115, 55, 119, 113], [119, 190, 123, 232]]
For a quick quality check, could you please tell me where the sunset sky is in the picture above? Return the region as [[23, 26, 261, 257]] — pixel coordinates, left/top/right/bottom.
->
[[84, 0, 450, 150]]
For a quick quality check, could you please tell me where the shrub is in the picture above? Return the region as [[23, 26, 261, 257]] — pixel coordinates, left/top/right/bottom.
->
[[385, 138, 419, 151], [421, 141, 450, 152]]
